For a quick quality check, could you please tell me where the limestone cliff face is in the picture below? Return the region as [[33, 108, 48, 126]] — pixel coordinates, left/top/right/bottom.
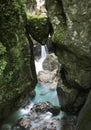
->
[[0, 0, 37, 122], [45, 0, 91, 121]]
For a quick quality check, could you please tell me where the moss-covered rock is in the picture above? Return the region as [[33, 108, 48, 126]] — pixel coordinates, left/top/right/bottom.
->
[[0, 0, 37, 121], [52, 26, 67, 44], [45, 0, 91, 115], [27, 14, 52, 44]]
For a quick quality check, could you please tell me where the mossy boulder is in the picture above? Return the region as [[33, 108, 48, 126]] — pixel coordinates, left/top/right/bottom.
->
[[45, 0, 91, 114], [0, 0, 37, 122], [27, 14, 52, 44]]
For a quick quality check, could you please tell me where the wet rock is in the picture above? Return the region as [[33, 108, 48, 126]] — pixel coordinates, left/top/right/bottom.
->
[[33, 125, 47, 130], [33, 102, 61, 116], [1, 124, 12, 130], [37, 70, 59, 90], [29, 112, 38, 120], [43, 53, 60, 71], [33, 43, 41, 60], [12, 126, 24, 130], [29, 90, 36, 99], [18, 118, 31, 129], [38, 70, 58, 83], [37, 53, 60, 89]]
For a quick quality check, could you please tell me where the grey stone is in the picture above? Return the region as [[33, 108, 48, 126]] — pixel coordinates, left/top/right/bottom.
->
[[45, 0, 91, 114], [18, 118, 32, 129], [76, 90, 91, 130]]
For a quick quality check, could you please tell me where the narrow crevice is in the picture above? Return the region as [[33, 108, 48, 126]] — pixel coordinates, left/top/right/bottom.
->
[[25, 25, 37, 85]]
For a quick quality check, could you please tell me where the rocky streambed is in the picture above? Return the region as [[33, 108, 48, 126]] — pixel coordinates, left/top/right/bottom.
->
[[1, 52, 77, 130], [2, 101, 77, 130]]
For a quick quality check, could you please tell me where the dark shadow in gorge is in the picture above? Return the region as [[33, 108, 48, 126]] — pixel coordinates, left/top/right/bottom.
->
[[25, 25, 37, 84]]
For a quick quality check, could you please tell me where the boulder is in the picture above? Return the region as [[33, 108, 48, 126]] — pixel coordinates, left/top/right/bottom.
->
[[18, 118, 32, 129], [37, 53, 60, 89], [27, 14, 52, 44], [43, 53, 60, 71], [45, 0, 91, 114], [37, 70, 58, 83], [33, 102, 61, 116]]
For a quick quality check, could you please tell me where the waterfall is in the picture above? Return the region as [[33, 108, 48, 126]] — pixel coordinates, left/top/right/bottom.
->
[[41, 45, 47, 58], [35, 45, 48, 74], [1, 44, 63, 130]]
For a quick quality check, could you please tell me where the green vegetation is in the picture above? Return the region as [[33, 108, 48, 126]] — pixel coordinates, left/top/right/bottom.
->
[[27, 13, 51, 44], [0, 0, 51, 120], [0, 0, 37, 120], [52, 26, 67, 44]]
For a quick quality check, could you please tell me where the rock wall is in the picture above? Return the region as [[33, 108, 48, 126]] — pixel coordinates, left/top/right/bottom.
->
[[45, 0, 91, 129], [0, 0, 37, 122], [76, 89, 91, 130]]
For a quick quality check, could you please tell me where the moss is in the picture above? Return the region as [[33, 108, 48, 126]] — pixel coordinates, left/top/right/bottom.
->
[[0, 42, 6, 55], [27, 14, 51, 44], [0, 0, 37, 120], [52, 26, 67, 44]]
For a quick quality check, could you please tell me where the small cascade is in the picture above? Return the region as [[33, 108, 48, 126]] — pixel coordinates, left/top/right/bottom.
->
[[1, 43, 70, 130], [41, 45, 48, 58], [35, 45, 48, 74]]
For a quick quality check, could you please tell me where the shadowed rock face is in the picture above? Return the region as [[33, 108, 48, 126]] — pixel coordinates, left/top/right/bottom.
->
[[76, 90, 91, 130], [45, 0, 91, 129]]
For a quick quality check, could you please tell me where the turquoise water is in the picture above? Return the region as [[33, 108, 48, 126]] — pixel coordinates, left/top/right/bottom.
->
[[1, 83, 60, 129], [32, 83, 59, 106]]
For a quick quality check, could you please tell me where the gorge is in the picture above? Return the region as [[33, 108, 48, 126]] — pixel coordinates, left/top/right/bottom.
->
[[0, 0, 91, 130]]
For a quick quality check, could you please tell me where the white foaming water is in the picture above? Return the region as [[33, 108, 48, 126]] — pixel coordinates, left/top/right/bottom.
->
[[36, 0, 45, 10], [35, 45, 48, 74], [1, 45, 63, 130], [20, 102, 34, 115]]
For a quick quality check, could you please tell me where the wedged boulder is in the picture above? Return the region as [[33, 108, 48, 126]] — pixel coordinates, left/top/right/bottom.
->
[[27, 14, 52, 44]]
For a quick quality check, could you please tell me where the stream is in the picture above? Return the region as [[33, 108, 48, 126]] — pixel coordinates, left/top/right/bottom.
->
[[1, 45, 77, 130]]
